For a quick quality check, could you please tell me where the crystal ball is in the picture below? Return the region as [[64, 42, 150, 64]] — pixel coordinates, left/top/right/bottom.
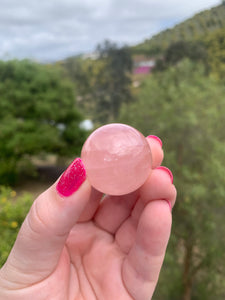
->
[[81, 123, 152, 195]]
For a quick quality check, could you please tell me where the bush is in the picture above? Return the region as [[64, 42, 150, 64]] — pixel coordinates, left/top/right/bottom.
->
[[0, 59, 86, 185], [0, 186, 32, 267]]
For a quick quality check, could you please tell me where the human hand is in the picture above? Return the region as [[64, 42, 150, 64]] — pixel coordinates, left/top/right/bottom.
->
[[0, 136, 176, 300]]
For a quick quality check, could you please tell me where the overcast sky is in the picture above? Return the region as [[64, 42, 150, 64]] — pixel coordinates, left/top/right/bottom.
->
[[0, 0, 221, 62]]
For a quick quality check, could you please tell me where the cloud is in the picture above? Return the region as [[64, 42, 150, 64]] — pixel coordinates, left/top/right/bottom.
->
[[0, 0, 221, 61]]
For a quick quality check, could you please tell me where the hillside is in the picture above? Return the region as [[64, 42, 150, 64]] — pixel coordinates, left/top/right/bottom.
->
[[132, 3, 225, 56]]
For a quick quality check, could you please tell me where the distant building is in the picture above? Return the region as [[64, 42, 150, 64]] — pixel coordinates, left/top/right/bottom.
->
[[133, 55, 156, 74], [134, 66, 152, 74]]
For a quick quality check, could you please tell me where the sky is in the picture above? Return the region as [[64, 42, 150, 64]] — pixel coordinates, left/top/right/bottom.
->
[[0, 0, 221, 62]]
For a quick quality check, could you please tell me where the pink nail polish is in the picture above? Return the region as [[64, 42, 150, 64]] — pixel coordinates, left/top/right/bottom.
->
[[147, 135, 163, 147], [156, 166, 173, 184], [56, 158, 86, 197]]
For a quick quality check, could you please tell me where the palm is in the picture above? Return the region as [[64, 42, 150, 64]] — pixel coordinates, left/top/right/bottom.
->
[[47, 189, 142, 300], [58, 221, 133, 300], [48, 185, 173, 300]]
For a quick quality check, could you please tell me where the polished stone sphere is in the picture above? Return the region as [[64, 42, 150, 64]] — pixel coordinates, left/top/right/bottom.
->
[[81, 123, 152, 195]]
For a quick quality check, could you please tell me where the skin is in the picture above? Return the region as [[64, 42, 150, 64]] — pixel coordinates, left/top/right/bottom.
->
[[0, 137, 177, 300]]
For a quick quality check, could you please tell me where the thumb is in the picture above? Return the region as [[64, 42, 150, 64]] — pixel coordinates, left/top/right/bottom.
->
[[2, 158, 91, 285]]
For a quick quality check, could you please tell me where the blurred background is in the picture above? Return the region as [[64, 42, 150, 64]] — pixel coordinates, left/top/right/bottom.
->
[[0, 0, 225, 299]]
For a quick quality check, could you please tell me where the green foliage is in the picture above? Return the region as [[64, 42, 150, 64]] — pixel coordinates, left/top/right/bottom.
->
[[132, 4, 225, 56], [204, 28, 225, 80], [63, 41, 133, 125], [0, 186, 32, 267], [120, 60, 225, 299], [154, 41, 208, 72], [95, 40, 133, 123], [0, 60, 86, 184]]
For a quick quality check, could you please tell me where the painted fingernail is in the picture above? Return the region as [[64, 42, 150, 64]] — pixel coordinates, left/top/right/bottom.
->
[[156, 166, 173, 184], [165, 200, 172, 212], [147, 135, 163, 147], [56, 158, 86, 197]]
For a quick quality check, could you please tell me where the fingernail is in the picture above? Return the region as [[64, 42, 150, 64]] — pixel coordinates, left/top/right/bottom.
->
[[56, 158, 86, 197], [147, 135, 163, 147], [165, 200, 172, 212], [156, 166, 173, 184]]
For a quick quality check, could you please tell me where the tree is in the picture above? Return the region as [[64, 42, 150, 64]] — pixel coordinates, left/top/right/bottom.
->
[[64, 41, 133, 125], [0, 60, 86, 184], [120, 60, 225, 300], [95, 40, 133, 123], [204, 28, 225, 80], [154, 41, 208, 72]]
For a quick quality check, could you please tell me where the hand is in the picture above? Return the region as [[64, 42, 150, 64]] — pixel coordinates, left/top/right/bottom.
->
[[0, 136, 176, 300]]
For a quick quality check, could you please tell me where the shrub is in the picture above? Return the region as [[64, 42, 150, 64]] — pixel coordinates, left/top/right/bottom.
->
[[0, 186, 32, 267]]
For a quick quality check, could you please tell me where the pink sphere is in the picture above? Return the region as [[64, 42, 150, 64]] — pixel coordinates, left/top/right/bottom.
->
[[81, 123, 152, 195]]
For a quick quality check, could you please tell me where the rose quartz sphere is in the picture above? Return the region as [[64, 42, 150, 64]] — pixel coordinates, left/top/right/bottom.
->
[[81, 123, 152, 195]]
